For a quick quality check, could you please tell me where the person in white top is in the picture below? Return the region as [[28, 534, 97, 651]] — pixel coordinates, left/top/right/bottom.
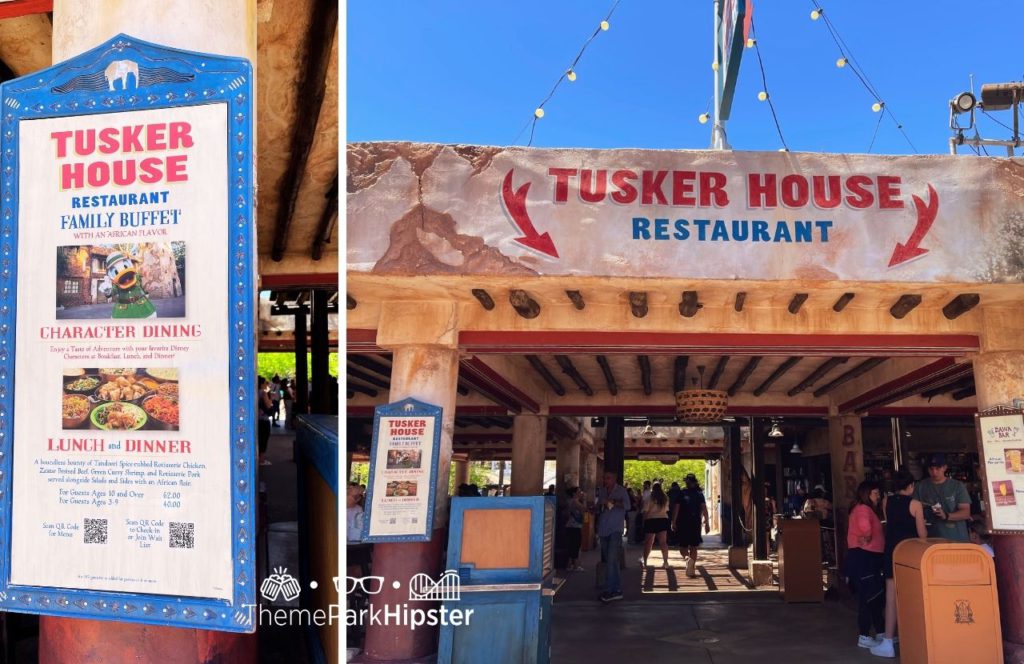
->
[[346, 483, 364, 542]]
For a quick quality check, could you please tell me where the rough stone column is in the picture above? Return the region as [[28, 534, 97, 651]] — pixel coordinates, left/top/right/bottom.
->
[[975, 306, 1024, 662], [828, 414, 863, 570], [511, 414, 547, 496], [365, 302, 460, 661], [453, 459, 470, 488], [579, 446, 596, 501], [40, 3, 259, 663], [556, 435, 581, 496]]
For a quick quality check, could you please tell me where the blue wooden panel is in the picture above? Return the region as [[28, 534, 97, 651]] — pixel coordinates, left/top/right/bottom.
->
[[295, 414, 338, 494], [438, 591, 539, 664], [447, 496, 550, 585]]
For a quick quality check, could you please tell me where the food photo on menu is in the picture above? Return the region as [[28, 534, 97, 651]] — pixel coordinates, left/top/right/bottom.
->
[[55, 242, 185, 320], [385, 480, 418, 497], [992, 479, 1017, 506], [386, 448, 422, 469], [61, 367, 180, 431], [1006, 448, 1024, 473]]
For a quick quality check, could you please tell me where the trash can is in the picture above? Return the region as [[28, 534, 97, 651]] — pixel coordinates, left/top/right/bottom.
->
[[893, 538, 1002, 664]]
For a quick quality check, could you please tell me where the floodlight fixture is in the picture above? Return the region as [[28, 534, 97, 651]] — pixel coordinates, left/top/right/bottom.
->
[[950, 91, 976, 114]]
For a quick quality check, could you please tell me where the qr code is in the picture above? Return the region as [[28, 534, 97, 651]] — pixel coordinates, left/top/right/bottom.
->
[[169, 522, 194, 549], [84, 518, 107, 544]]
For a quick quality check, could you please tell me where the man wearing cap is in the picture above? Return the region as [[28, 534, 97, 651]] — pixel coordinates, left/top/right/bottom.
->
[[594, 471, 630, 602], [914, 454, 971, 542], [671, 473, 710, 578]]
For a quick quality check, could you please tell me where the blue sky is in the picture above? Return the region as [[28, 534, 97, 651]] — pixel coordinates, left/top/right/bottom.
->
[[347, 1, 1024, 155]]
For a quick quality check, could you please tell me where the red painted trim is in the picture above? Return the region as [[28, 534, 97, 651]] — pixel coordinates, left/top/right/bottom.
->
[[458, 331, 980, 356], [346, 406, 375, 417], [870, 406, 977, 417], [459, 357, 540, 414], [0, 0, 51, 19], [346, 405, 512, 418], [346, 329, 381, 352], [454, 434, 513, 443], [548, 405, 829, 417], [262, 273, 339, 288], [838, 358, 973, 413]]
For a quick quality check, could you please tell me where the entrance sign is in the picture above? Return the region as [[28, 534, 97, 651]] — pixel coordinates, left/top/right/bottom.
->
[[348, 142, 1024, 284], [976, 408, 1024, 534], [0, 36, 256, 631], [363, 398, 443, 542]]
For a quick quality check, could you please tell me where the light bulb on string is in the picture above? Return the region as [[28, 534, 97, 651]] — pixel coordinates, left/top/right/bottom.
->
[[698, 113, 710, 124], [711, 61, 719, 71], [810, 9, 821, 20], [872, 101, 884, 113], [600, 20, 609, 31], [746, 38, 755, 48], [757, 91, 768, 102], [566, 69, 577, 82], [836, 57, 847, 68], [535, 108, 545, 119]]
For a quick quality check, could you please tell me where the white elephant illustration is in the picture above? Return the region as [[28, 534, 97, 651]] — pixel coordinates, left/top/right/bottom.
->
[[104, 60, 139, 91]]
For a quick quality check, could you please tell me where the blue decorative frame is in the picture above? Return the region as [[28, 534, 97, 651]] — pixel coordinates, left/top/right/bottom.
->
[[362, 398, 443, 543], [0, 35, 256, 632]]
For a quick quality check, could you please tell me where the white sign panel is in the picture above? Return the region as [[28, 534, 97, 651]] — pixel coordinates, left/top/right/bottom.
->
[[978, 412, 1024, 532]]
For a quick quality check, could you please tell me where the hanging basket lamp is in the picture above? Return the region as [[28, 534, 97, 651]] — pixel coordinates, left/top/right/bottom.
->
[[674, 389, 728, 424]]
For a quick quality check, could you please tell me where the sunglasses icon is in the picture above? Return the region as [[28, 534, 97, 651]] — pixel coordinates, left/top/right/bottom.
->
[[346, 576, 384, 595]]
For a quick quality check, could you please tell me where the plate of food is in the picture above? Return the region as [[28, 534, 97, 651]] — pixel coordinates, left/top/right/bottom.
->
[[94, 375, 150, 403], [62, 394, 91, 428], [145, 368, 178, 383], [90, 402, 147, 431], [98, 368, 137, 383], [64, 375, 101, 394], [142, 395, 179, 429]]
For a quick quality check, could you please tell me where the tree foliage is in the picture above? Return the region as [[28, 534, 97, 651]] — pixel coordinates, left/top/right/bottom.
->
[[257, 351, 339, 380], [623, 459, 707, 491]]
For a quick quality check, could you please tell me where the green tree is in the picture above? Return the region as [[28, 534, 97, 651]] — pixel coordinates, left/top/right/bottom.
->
[[257, 352, 339, 379], [622, 459, 707, 491]]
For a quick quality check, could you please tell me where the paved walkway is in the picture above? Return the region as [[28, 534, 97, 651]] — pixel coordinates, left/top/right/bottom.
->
[[553, 537, 901, 662]]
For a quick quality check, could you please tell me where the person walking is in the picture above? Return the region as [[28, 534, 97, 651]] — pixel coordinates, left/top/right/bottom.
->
[[564, 487, 586, 572], [256, 376, 274, 466], [845, 481, 886, 650], [595, 471, 630, 602], [871, 472, 927, 659], [914, 453, 971, 542], [640, 482, 671, 568], [671, 473, 710, 578], [270, 374, 282, 427], [282, 378, 295, 429]]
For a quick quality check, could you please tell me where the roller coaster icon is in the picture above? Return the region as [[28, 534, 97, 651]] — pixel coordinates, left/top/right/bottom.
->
[[408, 570, 461, 602]]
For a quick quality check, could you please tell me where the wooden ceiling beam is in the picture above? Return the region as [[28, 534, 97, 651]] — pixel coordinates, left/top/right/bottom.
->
[[270, 0, 339, 260], [638, 355, 652, 395], [942, 293, 980, 320], [673, 356, 689, 393], [833, 293, 855, 312], [890, 294, 922, 319], [727, 356, 762, 396], [471, 289, 495, 310], [952, 386, 977, 401], [525, 355, 565, 396], [310, 173, 338, 261], [510, 290, 541, 318], [787, 357, 849, 396], [921, 376, 974, 399], [788, 293, 809, 314], [349, 382, 378, 398], [708, 356, 729, 389], [566, 290, 585, 310], [595, 355, 618, 396], [628, 291, 648, 318], [555, 355, 593, 396], [679, 291, 701, 317], [346, 366, 389, 390], [734, 292, 746, 312], [348, 354, 391, 378], [813, 358, 887, 397], [753, 357, 802, 396]]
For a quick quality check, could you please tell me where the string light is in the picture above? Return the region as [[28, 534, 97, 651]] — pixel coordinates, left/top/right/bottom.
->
[[512, 0, 623, 146], [836, 57, 847, 68], [746, 38, 756, 48], [749, 20, 789, 151], [711, 61, 719, 71], [810, 9, 822, 20], [757, 91, 768, 102], [698, 113, 710, 124], [872, 101, 883, 113]]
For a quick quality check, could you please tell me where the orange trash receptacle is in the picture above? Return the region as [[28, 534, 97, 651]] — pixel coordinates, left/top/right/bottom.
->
[[893, 538, 1002, 664]]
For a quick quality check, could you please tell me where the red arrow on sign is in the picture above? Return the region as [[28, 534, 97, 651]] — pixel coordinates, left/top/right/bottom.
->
[[501, 170, 559, 258], [888, 184, 938, 268]]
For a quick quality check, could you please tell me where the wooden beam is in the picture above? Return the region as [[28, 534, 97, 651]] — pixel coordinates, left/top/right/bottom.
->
[[311, 173, 338, 260], [566, 290, 585, 310], [787, 357, 849, 396], [708, 356, 729, 389], [525, 355, 566, 396], [628, 291, 648, 318], [456, 381, 470, 396], [348, 355, 392, 378], [788, 293, 809, 314], [349, 382, 378, 398], [942, 293, 980, 320], [753, 357, 802, 396], [734, 292, 746, 312], [673, 356, 689, 393], [679, 291, 701, 317], [727, 356, 762, 396], [270, 0, 339, 260], [509, 290, 541, 319], [555, 355, 594, 396], [454, 417, 472, 428], [346, 294, 356, 310], [347, 367, 389, 390], [812, 358, 887, 397], [922, 376, 974, 399], [484, 417, 512, 429], [471, 289, 495, 310], [638, 355, 652, 395], [890, 294, 922, 319], [833, 292, 856, 312], [952, 386, 977, 401], [595, 355, 618, 396]]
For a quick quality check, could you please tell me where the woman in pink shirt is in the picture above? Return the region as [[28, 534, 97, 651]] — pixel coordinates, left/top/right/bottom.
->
[[844, 481, 886, 651]]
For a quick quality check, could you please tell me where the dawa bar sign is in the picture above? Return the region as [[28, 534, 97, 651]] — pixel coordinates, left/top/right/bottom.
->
[[347, 142, 1024, 283], [0, 36, 257, 632]]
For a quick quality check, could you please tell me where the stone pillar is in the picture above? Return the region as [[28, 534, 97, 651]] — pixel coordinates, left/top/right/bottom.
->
[[828, 414, 863, 569], [364, 303, 460, 660], [604, 417, 625, 483], [556, 436, 581, 496], [511, 414, 547, 496], [453, 459, 470, 489], [41, 3, 259, 663], [975, 306, 1024, 662], [727, 421, 746, 567], [579, 446, 596, 501]]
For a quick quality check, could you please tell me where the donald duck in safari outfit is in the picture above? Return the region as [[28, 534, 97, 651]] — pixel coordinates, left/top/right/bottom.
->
[[99, 251, 156, 318]]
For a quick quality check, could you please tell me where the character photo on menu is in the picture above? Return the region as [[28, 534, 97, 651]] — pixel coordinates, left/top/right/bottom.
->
[[56, 243, 186, 319]]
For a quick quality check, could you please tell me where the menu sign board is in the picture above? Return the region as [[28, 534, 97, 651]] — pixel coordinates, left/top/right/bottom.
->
[[0, 36, 256, 632], [977, 409, 1024, 533], [363, 398, 442, 542]]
